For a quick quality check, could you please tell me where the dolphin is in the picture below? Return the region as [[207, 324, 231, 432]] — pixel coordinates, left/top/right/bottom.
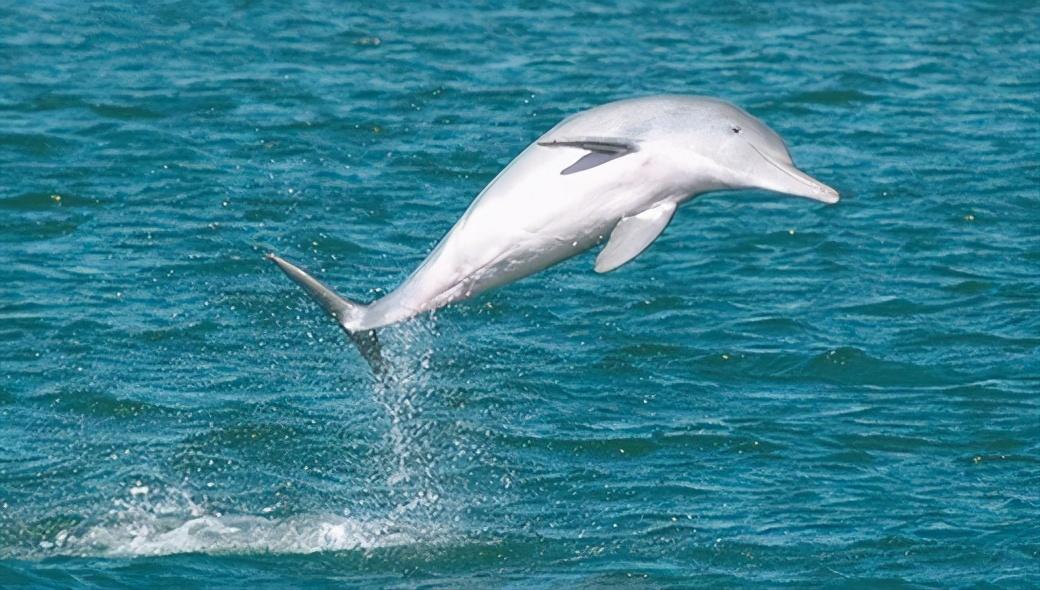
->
[[269, 95, 839, 370]]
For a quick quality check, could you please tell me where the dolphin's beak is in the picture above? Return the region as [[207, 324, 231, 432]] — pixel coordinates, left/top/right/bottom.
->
[[750, 145, 840, 204]]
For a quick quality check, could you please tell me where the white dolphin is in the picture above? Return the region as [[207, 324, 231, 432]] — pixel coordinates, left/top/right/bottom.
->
[[269, 95, 839, 369]]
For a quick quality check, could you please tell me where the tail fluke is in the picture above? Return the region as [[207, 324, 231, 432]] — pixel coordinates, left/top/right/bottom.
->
[[267, 253, 384, 373]]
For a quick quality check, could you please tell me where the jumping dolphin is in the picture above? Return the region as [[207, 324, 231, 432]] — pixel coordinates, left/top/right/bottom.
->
[[269, 95, 839, 369]]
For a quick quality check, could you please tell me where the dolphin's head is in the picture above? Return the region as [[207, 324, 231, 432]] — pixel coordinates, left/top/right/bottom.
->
[[676, 99, 839, 204]]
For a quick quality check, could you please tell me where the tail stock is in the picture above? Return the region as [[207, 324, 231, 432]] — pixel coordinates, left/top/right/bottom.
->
[[267, 253, 383, 374]]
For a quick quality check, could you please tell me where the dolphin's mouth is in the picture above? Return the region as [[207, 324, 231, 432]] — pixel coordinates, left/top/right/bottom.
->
[[750, 144, 840, 204]]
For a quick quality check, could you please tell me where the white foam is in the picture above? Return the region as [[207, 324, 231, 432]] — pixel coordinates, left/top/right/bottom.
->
[[58, 512, 431, 557], [33, 485, 444, 558]]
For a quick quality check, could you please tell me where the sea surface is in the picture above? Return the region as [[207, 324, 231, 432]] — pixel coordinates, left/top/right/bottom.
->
[[1, 1, 1038, 588]]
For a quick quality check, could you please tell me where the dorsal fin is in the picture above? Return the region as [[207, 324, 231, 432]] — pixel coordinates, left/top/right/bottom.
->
[[538, 137, 639, 175], [595, 201, 677, 273]]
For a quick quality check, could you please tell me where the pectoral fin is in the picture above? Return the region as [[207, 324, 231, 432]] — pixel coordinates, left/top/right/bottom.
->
[[594, 201, 677, 273], [538, 137, 639, 175]]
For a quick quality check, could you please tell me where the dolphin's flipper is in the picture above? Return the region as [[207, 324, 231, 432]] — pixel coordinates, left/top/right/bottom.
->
[[538, 137, 639, 175], [594, 201, 677, 273], [267, 253, 384, 372]]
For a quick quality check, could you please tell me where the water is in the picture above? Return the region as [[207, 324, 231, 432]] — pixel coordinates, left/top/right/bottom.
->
[[1, 1, 1038, 587]]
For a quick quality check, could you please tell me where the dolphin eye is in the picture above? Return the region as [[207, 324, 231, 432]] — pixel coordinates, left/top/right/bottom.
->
[[731, 125, 742, 134]]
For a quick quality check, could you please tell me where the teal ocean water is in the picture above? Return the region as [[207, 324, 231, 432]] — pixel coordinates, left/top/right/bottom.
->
[[2, 2, 1038, 588]]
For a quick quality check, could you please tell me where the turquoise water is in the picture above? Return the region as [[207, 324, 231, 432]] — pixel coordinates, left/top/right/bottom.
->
[[2, 1, 1038, 587]]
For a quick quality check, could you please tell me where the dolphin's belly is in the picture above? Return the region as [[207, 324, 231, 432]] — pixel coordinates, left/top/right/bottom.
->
[[359, 220, 608, 329], [444, 217, 613, 298], [389, 210, 614, 317]]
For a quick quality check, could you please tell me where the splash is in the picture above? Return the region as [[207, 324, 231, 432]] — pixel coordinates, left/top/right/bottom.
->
[[365, 319, 461, 512], [65, 513, 427, 557], [37, 486, 442, 558]]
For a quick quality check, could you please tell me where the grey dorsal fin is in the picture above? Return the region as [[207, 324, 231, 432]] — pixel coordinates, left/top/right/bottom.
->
[[594, 201, 677, 273], [538, 137, 639, 175]]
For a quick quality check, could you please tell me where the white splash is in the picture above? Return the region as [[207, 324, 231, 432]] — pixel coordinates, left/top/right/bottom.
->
[[65, 512, 424, 557], [39, 485, 444, 558]]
